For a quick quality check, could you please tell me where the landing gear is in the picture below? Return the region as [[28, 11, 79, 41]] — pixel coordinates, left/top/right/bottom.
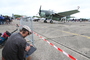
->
[[44, 20, 47, 23], [44, 18, 47, 23], [43, 18, 53, 23], [50, 20, 53, 23]]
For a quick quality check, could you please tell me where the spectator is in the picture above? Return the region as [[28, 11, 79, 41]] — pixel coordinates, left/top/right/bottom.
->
[[0, 15, 4, 25], [2, 25, 32, 60], [5, 16, 10, 24]]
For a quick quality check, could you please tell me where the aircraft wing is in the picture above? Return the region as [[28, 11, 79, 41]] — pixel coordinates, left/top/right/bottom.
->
[[52, 10, 79, 18]]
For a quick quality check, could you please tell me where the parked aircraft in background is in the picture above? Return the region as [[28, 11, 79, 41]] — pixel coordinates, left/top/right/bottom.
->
[[39, 6, 80, 23]]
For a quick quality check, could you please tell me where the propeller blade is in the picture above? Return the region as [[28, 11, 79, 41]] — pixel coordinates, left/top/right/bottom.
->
[[39, 5, 41, 15]]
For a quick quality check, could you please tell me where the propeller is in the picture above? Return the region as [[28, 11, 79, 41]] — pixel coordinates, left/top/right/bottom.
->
[[35, 5, 41, 16], [39, 5, 41, 15]]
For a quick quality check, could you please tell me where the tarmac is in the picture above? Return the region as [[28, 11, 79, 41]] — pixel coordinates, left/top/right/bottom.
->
[[0, 20, 90, 60]]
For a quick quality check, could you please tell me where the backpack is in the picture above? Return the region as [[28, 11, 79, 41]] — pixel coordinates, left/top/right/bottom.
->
[[0, 31, 11, 45], [0, 29, 18, 47]]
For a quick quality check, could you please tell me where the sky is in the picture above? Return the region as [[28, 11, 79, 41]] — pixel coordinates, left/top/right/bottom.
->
[[0, 0, 90, 18]]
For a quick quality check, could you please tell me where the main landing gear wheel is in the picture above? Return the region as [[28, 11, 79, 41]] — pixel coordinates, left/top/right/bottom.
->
[[50, 20, 53, 23], [44, 20, 47, 23]]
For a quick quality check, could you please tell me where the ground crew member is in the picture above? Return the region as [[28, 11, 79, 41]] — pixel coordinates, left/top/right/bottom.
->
[[2, 25, 32, 60]]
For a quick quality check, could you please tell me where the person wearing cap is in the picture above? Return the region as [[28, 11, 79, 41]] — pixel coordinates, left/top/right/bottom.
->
[[2, 25, 32, 60]]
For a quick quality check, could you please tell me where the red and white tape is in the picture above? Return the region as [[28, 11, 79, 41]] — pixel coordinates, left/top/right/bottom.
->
[[16, 24, 77, 60], [33, 31, 77, 60]]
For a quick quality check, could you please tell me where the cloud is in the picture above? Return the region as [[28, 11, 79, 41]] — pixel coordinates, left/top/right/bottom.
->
[[0, 0, 90, 18]]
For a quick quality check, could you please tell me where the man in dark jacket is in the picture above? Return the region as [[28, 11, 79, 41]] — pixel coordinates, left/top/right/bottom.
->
[[2, 25, 32, 60], [0, 15, 4, 25]]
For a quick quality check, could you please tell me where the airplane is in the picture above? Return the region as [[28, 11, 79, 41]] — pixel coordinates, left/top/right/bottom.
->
[[39, 6, 80, 23]]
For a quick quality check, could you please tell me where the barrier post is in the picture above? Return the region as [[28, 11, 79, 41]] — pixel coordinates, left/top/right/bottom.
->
[[20, 17, 34, 46]]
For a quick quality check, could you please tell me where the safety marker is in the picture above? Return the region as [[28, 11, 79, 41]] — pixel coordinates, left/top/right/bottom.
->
[[33, 31, 77, 60], [17, 24, 77, 60]]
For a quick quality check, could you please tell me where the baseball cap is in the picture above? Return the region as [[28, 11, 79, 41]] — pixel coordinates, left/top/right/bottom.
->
[[22, 25, 32, 34]]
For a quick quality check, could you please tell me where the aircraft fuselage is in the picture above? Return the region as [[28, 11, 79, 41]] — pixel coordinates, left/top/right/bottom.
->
[[39, 10, 54, 18]]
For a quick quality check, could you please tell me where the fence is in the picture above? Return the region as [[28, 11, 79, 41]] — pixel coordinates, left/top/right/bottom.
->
[[20, 17, 34, 46]]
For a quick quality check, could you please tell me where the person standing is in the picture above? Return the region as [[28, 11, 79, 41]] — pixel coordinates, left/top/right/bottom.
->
[[0, 15, 4, 25], [2, 25, 32, 60]]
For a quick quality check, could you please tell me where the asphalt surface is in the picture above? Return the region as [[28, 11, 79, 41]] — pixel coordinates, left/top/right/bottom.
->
[[0, 20, 90, 60], [31, 20, 90, 60]]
